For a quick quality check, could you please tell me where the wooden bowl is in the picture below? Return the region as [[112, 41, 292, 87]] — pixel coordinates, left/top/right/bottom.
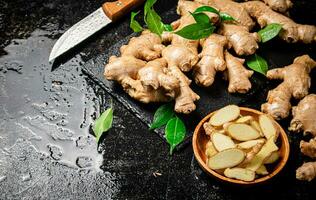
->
[[192, 107, 290, 185]]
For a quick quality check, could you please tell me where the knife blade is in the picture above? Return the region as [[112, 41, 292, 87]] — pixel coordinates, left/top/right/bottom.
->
[[49, 0, 145, 62]]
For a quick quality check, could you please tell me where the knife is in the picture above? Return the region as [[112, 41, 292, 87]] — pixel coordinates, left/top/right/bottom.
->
[[49, 0, 145, 62]]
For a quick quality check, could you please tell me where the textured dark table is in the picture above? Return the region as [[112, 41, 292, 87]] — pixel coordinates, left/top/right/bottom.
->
[[0, 0, 316, 199]]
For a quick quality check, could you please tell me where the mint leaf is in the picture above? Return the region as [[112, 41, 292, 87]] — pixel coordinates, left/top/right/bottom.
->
[[165, 117, 186, 155], [190, 12, 210, 24], [144, 0, 157, 23], [150, 103, 174, 130], [193, 6, 219, 15], [258, 23, 282, 43], [163, 24, 173, 32], [130, 11, 143, 32], [145, 8, 164, 35], [93, 106, 113, 143], [175, 23, 215, 40], [219, 13, 235, 21], [246, 54, 268, 75]]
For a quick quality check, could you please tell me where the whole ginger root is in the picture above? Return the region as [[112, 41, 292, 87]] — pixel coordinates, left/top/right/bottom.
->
[[261, 55, 316, 120], [218, 23, 260, 56], [289, 94, 316, 136], [296, 162, 316, 182], [224, 51, 254, 93], [162, 46, 200, 114], [246, 0, 292, 13], [194, 34, 227, 86], [300, 138, 316, 159], [242, 1, 316, 43], [104, 31, 181, 104]]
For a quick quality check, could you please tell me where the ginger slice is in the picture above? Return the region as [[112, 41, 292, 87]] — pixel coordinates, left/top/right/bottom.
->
[[242, 1, 316, 43], [224, 167, 255, 181], [296, 162, 316, 182], [193, 34, 227, 86], [289, 94, 316, 136], [261, 55, 316, 120], [224, 51, 253, 93], [218, 23, 260, 56]]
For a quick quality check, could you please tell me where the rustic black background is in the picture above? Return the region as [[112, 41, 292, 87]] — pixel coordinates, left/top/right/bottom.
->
[[0, 0, 316, 199]]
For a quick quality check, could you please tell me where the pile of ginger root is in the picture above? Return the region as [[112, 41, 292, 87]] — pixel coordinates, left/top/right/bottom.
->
[[104, 0, 316, 181], [104, 0, 316, 114]]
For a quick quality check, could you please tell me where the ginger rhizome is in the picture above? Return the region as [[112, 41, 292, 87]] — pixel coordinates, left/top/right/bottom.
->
[[290, 94, 316, 136], [288, 94, 316, 181], [104, 0, 316, 114], [261, 55, 316, 120]]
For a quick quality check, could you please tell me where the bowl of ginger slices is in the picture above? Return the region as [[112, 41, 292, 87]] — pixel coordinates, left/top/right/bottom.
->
[[192, 105, 290, 185]]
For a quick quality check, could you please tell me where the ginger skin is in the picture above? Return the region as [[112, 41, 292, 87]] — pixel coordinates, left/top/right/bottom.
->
[[194, 0, 255, 30], [242, 1, 316, 43], [138, 58, 180, 98], [240, 142, 264, 166], [104, 31, 181, 104], [218, 23, 260, 56], [120, 30, 165, 60], [261, 55, 316, 120], [246, 0, 292, 13], [224, 51, 253, 93], [296, 162, 316, 182], [194, 34, 227, 86], [289, 94, 316, 136], [162, 46, 200, 114], [300, 138, 316, 159]]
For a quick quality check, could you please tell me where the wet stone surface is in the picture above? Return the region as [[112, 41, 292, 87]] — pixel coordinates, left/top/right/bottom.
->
[[0, 0, 316, 199]]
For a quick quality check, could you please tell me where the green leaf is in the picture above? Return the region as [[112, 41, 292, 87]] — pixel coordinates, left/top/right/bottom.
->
[[246, 54, 268, 75], [93, 106, 113, 143], [150, 103, 175, 130], [165, 117, 186, 155], [145, 8, 164, 35], [175, 23, 215, 40], [190, 12, 210, 24], [130, 11, 143, 32], [193, 6, 219, 15], [144, 0, 157, 23], [163, 24, 173, 32], [219, 13, 235, 21], [258, 23, 282, 43]]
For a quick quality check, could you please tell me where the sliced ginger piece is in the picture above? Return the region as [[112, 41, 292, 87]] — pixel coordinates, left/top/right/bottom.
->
[[250, 120, 264, 137], [209, 105, 240, 126], [207, 148, 245, 170], [205, 141, 218, 158], [259, 114, 277, 140], [240, 142, 265, 166], [246, 137, 279, 171], [227, 123, 261, 141], [224, 168, 255, 182], [237, 139, 265, 150], [211, 132, 236, 152], [263, 151, 280, 164], [236, 115, 253, 124], [256, 165, 269, 175]]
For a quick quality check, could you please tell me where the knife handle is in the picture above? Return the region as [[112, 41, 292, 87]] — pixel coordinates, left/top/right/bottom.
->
[[102, 0, 145, 22]]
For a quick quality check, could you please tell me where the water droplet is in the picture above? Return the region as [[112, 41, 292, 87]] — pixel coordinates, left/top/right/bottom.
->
[[21, 172, 32, 182]]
